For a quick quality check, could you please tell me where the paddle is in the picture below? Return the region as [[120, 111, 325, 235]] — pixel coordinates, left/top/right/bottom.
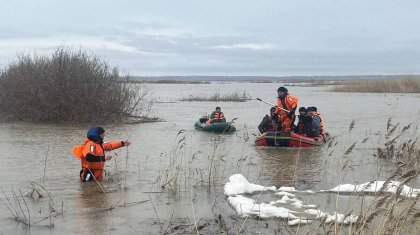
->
[[256, 98, 291, 113]]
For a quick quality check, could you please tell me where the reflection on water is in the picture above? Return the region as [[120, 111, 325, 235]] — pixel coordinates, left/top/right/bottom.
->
[[257, 147, 324, 188], [0, 83, 419, 234], [74, 183, 112, 234]]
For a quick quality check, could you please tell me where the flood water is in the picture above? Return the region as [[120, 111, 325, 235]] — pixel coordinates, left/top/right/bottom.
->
[[0, 82, 419, 234]]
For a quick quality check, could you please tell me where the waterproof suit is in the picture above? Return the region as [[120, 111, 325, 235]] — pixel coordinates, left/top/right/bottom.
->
[[80, 127, 125, 181], [258, 114, 281, 134], [306, 112, 325, 137], [295, 114, 312, 134], [275, 94, 299, 133]]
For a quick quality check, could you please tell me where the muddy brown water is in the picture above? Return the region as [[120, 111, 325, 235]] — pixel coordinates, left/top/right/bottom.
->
[[0, 83, 419, 234]]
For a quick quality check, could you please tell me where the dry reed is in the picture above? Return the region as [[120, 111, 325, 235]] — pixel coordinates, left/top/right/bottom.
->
[[331, 77, 420, 93], [181, 91, 251, 102], [354, 121, 419, 234]]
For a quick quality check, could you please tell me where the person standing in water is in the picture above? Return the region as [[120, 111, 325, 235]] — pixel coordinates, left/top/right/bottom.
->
[[79, 127, 131, 182]]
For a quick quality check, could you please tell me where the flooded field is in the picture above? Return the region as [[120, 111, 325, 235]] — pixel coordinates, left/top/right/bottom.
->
[[0, 82, 419, 234]]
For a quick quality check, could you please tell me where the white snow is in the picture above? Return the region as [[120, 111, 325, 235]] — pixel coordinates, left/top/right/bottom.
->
[[275, 191, 296, 197], [278, 186, 297, 192], [224, 174, 363, 226], [224, 174, 276, 196], [324, 213, 358, 225], [288, 218, 312, 226], [303, 209, 327, 219], [324, 181, 419, 198], [227, 195, 298, 219]]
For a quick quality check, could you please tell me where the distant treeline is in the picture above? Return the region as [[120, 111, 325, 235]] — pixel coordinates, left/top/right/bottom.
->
[[130, 75, 420, 84]]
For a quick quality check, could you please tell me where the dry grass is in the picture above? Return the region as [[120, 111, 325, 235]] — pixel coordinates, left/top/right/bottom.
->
[[331, 77, 420, 93], [181, 91, 251, 102], [353, 121, 419, 234], [0, 182, 64, 228]]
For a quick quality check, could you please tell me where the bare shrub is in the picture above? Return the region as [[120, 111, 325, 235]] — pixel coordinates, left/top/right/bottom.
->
[[0, 47, 152, 123]]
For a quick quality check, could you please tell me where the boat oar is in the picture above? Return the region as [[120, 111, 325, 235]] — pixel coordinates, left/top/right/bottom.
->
[[256, 98, 290, 113]]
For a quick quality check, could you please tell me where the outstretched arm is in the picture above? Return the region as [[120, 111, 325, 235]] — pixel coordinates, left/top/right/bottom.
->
[[103, 141, 131, 151]]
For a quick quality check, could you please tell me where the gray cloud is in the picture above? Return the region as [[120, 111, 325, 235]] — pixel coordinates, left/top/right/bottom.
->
[[1, 0, 420, 75]]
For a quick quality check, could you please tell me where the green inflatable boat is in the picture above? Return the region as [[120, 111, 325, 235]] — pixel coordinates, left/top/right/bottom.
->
[[194, 117, 236, 133]]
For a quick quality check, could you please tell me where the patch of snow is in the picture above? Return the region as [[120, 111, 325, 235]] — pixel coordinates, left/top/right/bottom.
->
[[303, 209, 327, 218], [324, 213, 358, 225], [275, 191, 296, 197], [288, 218, 312, 226], [224, 174, 276, 196], [324, 181, 419, 198], [278, 186, 297, 192], [224, 174, 361, 226], [228, 195, 298, 219]]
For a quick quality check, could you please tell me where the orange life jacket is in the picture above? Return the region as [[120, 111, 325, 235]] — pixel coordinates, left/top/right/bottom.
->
[[276, 94, 299, 116], [275, 94, 299, 132], [212, 111, 224, 119], [80, 139, 124, 181]]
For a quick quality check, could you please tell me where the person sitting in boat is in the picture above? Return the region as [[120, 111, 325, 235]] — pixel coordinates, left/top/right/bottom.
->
[[274, 86, 299, 133], [258, 107, 281, 134], [208, 106, 226, 124], [294, 107, 312, 134], [306, 106, 325, 137]]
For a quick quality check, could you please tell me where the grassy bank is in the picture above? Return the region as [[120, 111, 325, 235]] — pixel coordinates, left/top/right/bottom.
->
[[331, 77, 420, 93]]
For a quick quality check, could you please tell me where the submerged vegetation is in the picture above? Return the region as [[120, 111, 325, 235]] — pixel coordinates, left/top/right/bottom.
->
[[331, 77, 420, 93], [0, 47, 152, 123], [181, 91, 251, 102]]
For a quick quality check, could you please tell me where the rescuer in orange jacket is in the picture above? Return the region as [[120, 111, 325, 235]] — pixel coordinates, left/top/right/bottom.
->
[[275, 86, 299, 133], [80, 127, 131, 182], [209, 106, 226, 124]]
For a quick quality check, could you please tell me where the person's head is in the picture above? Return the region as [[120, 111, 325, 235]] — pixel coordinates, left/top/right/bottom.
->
[[277, 86, 288, 98], [87, 126, 105, 142], [298, 107, 307, 115], [215, 106, 221, 112], [306, 107, 316, 115], [270, 107, 276, 115]]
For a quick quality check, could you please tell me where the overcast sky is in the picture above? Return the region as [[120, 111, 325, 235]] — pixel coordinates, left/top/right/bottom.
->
[[1, 0, 420, 76]]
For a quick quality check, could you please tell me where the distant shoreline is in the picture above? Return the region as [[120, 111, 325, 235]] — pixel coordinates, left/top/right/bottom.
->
[[131, 75, 420, 83]]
